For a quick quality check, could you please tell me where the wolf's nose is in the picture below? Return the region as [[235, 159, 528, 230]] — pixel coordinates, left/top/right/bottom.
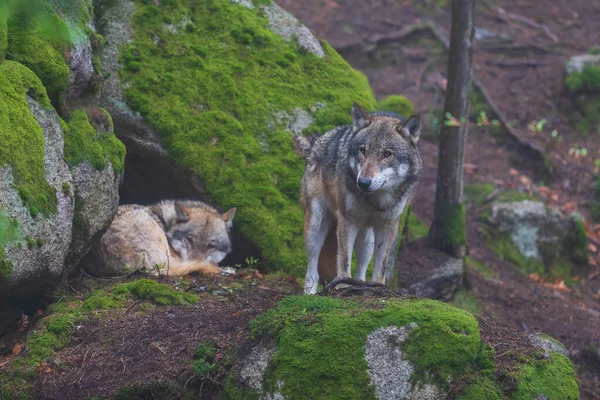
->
[[357, 177, 372, 191]]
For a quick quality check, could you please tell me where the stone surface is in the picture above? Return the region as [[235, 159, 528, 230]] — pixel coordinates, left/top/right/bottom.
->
[[408, 258, 465, 301], [364, 325, 442, 400], [566, 53, 600, 74], [488, 200, 568, 261], [0, 98, 74, 293], [261, 2, 325, 58]]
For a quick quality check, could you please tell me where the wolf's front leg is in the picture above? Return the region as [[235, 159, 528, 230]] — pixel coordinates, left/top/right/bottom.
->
[[371, 220, 400, 284], [304, 201, 331, 294], [354, 228, 374, 281], [336, 216, 359, 279]]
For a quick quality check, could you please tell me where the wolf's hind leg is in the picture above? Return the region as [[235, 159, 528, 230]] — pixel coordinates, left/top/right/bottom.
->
[[304, 201, 331, 294], [354, 228, 374, 281]]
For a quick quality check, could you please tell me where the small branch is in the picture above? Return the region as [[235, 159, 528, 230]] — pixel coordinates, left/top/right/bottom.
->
[[496, 7, 559, 43]]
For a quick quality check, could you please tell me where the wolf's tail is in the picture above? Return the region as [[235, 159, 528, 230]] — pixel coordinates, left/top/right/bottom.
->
[[317, 227, 337, 285]]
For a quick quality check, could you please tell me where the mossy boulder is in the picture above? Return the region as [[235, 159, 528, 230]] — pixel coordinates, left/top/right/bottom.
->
[[5, 0, 72, 104], [227, 296, 579, 399], [564, 51, 600, 134], [485, 200, 588, 278], [0, 59, 124, 296], [48, 0, 104, 100], [95, 0, 377, 275]]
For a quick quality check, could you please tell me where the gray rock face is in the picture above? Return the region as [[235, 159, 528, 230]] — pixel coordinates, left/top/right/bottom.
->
[[261, 3, 325, 58], [97, 0, 165, 156], [566, 53, 600, 74], [68, 161, 121, 266], [49, 0, 97, 100], [238, 346, 278, 394], [0, 97, 122, 296], [529, 333, 569, 358], [0, 98, 74, 292], [365, 325, 442, 400], [488, 200, 568, 261], [230, 1, 324, 58], [408, 258, 464, 301]]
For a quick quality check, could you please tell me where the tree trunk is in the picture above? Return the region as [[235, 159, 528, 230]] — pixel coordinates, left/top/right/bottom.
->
[[428, 0, 475, 259]]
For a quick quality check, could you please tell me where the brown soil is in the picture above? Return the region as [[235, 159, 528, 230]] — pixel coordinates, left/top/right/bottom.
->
[[29, 273, 301, 400], [396, 237, 453, 287], [277, 0, 600, 398]]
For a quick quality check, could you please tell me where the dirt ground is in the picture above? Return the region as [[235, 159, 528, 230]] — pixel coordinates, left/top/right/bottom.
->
[[277, 0, 600, 398], [2, 272, 300, 399]]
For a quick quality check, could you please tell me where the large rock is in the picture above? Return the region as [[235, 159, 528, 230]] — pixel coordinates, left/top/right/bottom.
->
[[486, 200, 588, 275], [229, 296, 580, 399], [0, 60, 124, 296], [94, 0, 377, 275]]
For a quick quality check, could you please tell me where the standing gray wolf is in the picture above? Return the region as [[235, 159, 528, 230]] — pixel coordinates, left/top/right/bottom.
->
[[90, 200, 236, 277], [299, 103, 423, 294]]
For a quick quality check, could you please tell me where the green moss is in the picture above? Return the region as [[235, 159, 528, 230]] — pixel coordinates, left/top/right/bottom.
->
[[484, 230, 544, 275], [113, 278, 199, 306], [456, 377, 503, 400], [192, 339, 220, 377], [566, 215, 589, 264], [120, 0, 376, 275], [376, 95, 415, 117], [0, 60, 58, 217], [82, 289, 125, 310], [431, 203, 467, 255], [465, 184, 532, 208], [247, 296, 480, 399], [464, 183, 495, 207], [466, 256, 496, 279], [223, 375, 261, 400], [566, 66, 600, 134], [6, 0, 71, 101], [0, 247, 13, 281], [64, 109, 126, 173], [566, 66, 600, 93], [0, 6, 7, 60], [512, 353, 579, 400]]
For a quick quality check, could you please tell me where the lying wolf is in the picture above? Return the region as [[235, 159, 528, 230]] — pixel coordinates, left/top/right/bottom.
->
[[89, 200, 236, 277], [299, 103, 423, 294]]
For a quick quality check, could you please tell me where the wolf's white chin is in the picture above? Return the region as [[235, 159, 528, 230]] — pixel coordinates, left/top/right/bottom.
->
[[207, 251, 227, 264]]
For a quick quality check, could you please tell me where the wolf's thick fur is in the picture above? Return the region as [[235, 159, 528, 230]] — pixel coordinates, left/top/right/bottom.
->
[[91, 200, 236, 277], [300, 104, 423, 294]]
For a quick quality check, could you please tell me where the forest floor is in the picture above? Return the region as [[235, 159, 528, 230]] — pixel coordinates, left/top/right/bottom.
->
[[278, 0, 600, 398]]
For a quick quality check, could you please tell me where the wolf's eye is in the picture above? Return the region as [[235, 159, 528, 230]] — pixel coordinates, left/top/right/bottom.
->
[[383, 150, 392, 158], [359, 146, 366, 155]]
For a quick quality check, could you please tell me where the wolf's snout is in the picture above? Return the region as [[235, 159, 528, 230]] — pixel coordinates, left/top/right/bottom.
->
[[357, 177, 372, 192]]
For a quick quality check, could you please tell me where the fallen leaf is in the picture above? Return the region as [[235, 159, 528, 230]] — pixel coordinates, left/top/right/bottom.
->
[[593, 290, 600, 300], [550, 193, 559, 202], [588, 257, 598, 267], [519, 175, 531, 185], [589, 243, 598, 253], [11, 344, 22, 356], [509, 168, 519, 176]]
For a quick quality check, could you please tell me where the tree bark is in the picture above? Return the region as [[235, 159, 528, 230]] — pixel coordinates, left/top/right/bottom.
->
[[428, 0, 475, 259]]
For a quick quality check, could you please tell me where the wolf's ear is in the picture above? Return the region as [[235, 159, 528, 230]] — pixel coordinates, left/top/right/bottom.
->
[[396, 114, 421, 145], [174, 202, 190, 223], [222, 208, 236, 229], [351, 103, 372, 132]]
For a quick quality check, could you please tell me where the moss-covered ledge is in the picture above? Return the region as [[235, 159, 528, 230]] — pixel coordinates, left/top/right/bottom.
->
[[225, 295, 579, 400], [103, 0, 377, 275]]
